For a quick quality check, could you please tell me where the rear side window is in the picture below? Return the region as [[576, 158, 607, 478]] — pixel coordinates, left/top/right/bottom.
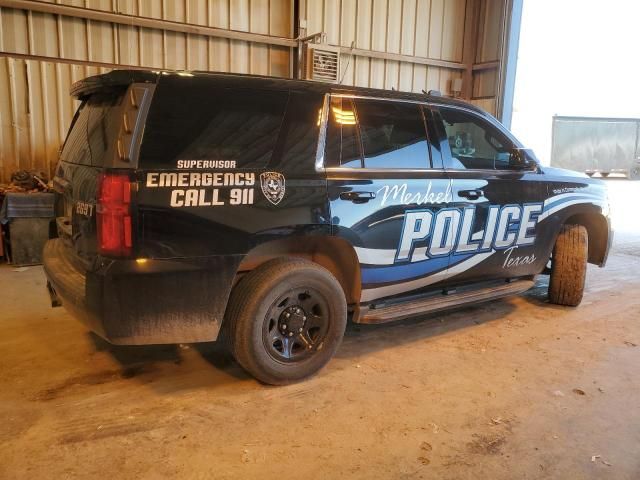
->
[[439, 107, 514, 170], [272, 91, 325, 173], [324, 97, 431, 169], [324, 97, 362, 168], [139, 81, 288, 169], [60, 89, 124, 167], [355, 99, 430, 169]]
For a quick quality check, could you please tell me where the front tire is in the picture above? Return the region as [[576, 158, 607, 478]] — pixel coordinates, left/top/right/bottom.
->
[[548, 224, 588, 306], [225, 258, 347, 385]]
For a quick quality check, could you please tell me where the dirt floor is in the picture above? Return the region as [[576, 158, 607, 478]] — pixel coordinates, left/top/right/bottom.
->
[[1, 179, 639, 479]]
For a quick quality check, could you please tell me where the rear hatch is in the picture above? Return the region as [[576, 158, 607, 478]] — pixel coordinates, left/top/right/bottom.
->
[[53, 73, 156, 269]]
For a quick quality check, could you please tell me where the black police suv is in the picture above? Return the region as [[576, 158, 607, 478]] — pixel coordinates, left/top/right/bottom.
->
[[43, 70, 611, 384]]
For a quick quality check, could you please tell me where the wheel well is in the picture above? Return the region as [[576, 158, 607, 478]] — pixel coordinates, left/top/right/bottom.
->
[[236, 237, 361, 304], [564, 213, 609, 266]]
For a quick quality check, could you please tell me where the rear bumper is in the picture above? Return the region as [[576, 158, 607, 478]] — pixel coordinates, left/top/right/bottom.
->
[[43, 239, 102, 333], [43, 239, 242, 345]]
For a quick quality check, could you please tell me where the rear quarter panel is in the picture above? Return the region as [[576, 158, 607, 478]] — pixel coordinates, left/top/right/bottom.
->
[[135, 76, 331, 260]]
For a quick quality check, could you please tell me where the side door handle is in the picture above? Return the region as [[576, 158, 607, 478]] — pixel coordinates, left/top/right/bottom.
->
[[457, 189, 484, 200], [340, 191, 376, 203]]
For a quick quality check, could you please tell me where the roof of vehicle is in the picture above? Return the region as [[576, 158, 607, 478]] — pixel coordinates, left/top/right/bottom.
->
[[71, 69, 489, 116]]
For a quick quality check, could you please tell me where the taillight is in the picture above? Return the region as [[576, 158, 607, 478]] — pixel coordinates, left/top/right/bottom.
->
[[97, 172, 133, 257]]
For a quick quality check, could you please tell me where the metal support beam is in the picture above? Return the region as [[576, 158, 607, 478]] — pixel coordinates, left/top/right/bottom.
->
[[0, 51, 151, 71], [346, 48, 466, 71], [498, 0, 523, 128], [461, 0, 481, 99], [0, 0, 298, 48]]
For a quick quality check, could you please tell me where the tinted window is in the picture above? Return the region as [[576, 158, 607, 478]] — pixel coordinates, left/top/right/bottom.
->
[[140, 80, 288, 169], [324, 97, 362, 168], [355, 99, 430, 169], [60, 89, 124, 166], [273, 91, 325, 173], [439, 107, 514, 170]]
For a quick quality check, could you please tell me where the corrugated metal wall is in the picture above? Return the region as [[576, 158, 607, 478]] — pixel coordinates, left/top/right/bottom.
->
[[0, 0, 293, 182], [0, 0, 507, 182], [302, 0, 466, 93], [300, 0, 506, 113]]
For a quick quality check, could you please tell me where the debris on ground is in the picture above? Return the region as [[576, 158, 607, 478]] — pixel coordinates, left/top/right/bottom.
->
[[552, 390, 565, 397], [1, 170, 51, 194], [572, 388, 586, 396], [242, 449, 251, 463]]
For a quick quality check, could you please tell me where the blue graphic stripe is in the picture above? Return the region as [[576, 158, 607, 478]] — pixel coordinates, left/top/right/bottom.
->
[[544, 195, 599, 212], [361, 253, 474, 284]]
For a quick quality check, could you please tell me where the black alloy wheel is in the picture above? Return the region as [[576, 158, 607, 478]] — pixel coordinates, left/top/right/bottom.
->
[[262, 287, 330, 363], [225, 258, 347, 385]]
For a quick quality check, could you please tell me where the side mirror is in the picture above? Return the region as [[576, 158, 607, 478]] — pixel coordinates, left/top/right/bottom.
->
[[509, 148, 539, 171]]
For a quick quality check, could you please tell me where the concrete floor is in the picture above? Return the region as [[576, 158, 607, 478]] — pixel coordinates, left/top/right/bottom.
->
[[1, 179, 639, 479]]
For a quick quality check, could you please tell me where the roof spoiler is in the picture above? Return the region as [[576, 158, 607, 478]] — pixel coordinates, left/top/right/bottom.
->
[[70, 70, 159, 100]]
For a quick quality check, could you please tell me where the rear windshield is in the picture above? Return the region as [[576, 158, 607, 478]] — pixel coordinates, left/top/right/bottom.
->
[[138, 81, 289, 170], [60, 89, 124, 167]]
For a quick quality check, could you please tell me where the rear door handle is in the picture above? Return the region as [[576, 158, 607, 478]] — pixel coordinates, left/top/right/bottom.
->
[[340, 191, 376, 203], [458, 189, 484, 200]]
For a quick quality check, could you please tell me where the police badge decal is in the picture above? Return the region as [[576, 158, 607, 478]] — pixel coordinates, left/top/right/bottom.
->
[[260, 172, 286, 205]]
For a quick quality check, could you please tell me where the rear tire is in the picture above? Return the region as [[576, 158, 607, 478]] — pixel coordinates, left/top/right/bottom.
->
[[548, 225, 588, 306], [225, 258, 347, 385]]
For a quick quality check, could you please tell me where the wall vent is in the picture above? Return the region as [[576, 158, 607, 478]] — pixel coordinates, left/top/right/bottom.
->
[[305, 44, 341, 83]]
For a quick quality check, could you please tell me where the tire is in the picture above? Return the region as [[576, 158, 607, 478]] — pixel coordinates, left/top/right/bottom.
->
[[225, 257, 347, 385], [601, 172, 610, 178], [629, 167, 640, 180], [548, 224, 588, 307]]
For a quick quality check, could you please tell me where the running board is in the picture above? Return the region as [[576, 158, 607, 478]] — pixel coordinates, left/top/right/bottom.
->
[[358, 279, 535, 324]]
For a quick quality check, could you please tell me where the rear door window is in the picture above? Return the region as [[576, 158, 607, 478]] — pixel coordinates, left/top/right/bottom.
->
[[354, 99, 430, 169], [324, 97, 363, 168], [139, 81, 288, 169], [324, 97, 431, 169]]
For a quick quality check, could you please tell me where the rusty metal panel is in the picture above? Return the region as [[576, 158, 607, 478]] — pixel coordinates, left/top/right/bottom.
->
[[476, 0, 504, 63], [470, 97, 496, 115], [473, 68, 497, 98], [472, 0, 504, 107]]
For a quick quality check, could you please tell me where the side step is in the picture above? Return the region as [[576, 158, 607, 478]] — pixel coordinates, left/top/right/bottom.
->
[[359, 278, 535, 324]]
